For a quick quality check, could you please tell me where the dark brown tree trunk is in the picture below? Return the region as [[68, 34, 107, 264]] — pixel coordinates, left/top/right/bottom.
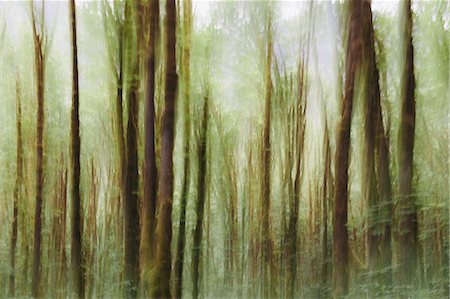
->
[[9, 76, 23, 297], [151, 0, 177, 296], [31, 3, 45, 296], [116, 26, 126, 250], [361, 0, 393, 287], [60, 168, 68, 297], [332, 0, 363, 297], [86, 160, 98, 299], [192, 93, 209, 299], [174, 1, 192, 297], [140, 0, 159, 296], [361, 0, 379, 277], [69, 1, 84, 297], [396, 0, 417, 290], [116, 36, 125, 245], [286, 59, 307, 299], [261, 16, 276, 299], [123, 3, 141, 297], [321, 121, 331, 296]]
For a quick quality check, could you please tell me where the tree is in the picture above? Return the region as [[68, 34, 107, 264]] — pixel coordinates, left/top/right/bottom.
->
[[192, 92, 210, 299], [260, 11, 276, 298], [361, 0, 393, 286], [332, 0, 363, 296], [396, 0, 418, 289], [140, 0, 159, 295], [123, 1, 141, 297], [31, 1, 47, 296], [9, 75, 23, 297], [321, 117, 332, 296], [69, 0, 84, 297], [151, 0, 177, 296], [174, 0, 192, 297]]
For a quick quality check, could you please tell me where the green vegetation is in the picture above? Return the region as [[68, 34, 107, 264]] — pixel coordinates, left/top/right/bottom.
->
[[0, 0, 448, 298]]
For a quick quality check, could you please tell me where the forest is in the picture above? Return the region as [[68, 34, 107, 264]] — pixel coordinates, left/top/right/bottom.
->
[[0, 0, 448, 298]]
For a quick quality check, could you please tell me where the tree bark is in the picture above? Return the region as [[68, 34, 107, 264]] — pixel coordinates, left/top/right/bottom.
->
[[31, 2, 45, 296], [261, 15, 275, 299], [123, 2, 141, 297], [332, 0, 363, 297], [360, 0, 379, 277], [396, 0, 417, 289], [9, 76, 23, 297], [321, 120, 331, 296], [361, 0, 393, 287], [151, 0, 177, 296], [140, 0, 159, 296], [69, 1, 84, 297], [192, 94, 209, 299]]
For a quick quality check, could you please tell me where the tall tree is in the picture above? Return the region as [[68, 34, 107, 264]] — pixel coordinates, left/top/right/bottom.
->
[[285, 58, 307, 299], [361, 0, 379, 275], [321, 118, 332, 295], [9, 76, 23, 297], [174, 0, 192, 297], [69, 0, 84, 297], [151, 0, 177, 296], [260, 11, 276, 298], [396, 0, 417, 289], [332, 0, 363, 296], [31, 1, 47, 296], [123, 1, 141, 297], [140, 0, 159, 295], [191, 92, 209, 299], [361, 0, 393, 286]]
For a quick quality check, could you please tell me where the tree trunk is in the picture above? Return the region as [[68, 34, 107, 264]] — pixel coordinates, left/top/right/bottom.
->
[[321, 121, 331, 296], [396, 0, 417, 290], [9, 76, 23, 297], [261, 15, 275, 299], [360, 0, 379, 277], [361, 0, 393, 287], [123, 2, 141, 297], [174, 0, 192, 297], [151, 0, 177, 296], [192, 93, 209, 299], [140, 0, 159, 296], [286, 59, 306, 299], [332, 0, 363, 296], [31, 3, 45, 296], [69, 1, 84, 297]]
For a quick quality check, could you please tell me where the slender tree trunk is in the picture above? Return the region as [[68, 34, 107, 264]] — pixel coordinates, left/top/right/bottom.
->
[[60, 168, 68, 297], [192, 94, 209, 299], [321, 121, 331, 296], [286, 59, 306, 299], [204, 142, 212, 298], [31, 3, 45, 296], [69, 1, 84, 297], [123, 2, 141, 297], [360, 0, 379, 277], [174, 1, 192, 297], [151, 0, 177, 296], [261, 15, 276, 299], [9, 76, 23, 297], [332, 0, 363, 297], [86, 160, 98, 298], [396, 0, 417, 290], [140, 0, 159, 296], [112, 9, 125, 250], [361, 0, 393, 287]]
